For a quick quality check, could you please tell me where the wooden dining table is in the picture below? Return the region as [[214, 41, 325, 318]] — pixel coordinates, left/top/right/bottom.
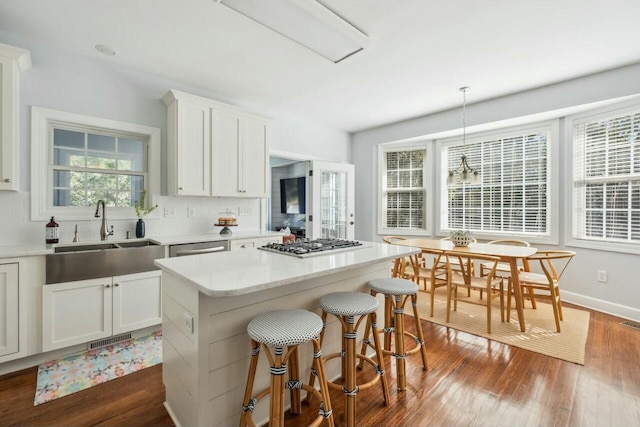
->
[[390, 238, 537, 332]]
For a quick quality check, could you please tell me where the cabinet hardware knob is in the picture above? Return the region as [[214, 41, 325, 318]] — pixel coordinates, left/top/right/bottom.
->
[[105, 284, 111, 288], [114, 283, 120, 287], [350, 221, 355, 225], [179, 187, 183, 190], [3, 178, 10, 183]]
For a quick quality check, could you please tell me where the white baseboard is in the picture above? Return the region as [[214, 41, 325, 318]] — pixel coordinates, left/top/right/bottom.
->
[[563, 291, 640, 323]]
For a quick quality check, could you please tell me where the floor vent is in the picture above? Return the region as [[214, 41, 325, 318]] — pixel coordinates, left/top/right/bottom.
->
[[621, 321, 640, 331], [88, 333, 132, 350]]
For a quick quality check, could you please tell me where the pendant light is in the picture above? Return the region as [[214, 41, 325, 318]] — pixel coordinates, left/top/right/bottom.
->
[[446, 86, 481, 185]]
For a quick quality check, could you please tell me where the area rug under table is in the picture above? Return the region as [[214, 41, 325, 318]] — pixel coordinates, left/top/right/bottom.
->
[[408, 288, 590, 365], [34, 330, 162, 405]]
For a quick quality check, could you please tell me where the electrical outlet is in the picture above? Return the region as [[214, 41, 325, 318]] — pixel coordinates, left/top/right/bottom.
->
[[187, 207, 196, 218], [597, 270, 608, 283], [183, 312, 194, 334], [238, 207, 252, 216], [164, 207, 176, 218]]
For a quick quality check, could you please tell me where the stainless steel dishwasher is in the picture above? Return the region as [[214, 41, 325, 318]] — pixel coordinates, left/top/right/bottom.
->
[[168, 240, 229, 257]]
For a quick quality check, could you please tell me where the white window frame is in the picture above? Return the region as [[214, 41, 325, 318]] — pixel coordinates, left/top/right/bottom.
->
[[436, 120, 559, 245], [565, 99, 640, 254], [377, 140, 432, 236], [31, 107, 161, 221]]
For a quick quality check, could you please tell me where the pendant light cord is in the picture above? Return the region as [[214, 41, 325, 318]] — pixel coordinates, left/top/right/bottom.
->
[[460, 86, 469, 153]]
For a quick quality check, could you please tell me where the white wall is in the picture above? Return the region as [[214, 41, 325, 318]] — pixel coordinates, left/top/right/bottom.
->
[[352, 62, 640, 321], [0, 32, 350, 244]]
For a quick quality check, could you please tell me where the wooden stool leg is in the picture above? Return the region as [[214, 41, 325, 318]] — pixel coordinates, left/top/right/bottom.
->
[[270, 347, 286, 427], [393, 295, 407, 391], [344, 315, 357, 427], [358, 313, 372, 370], [368, 311, 390, 405], [411, 294, 428, 371], [239, 340, 261, 427], [287, 346, 301, 415], [308, 311, 328, 392], [312, 338, 335, 427], [383, 293, 393, 351]]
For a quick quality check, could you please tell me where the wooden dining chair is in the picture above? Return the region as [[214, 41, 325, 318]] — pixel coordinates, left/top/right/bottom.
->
[[445, 251, 505, 334], [507, 250, 576, 332], [479, 239, 532, 305], [403, 248, 448, 316], [382, 236, 410, 278], [438, 236, 477, 297]]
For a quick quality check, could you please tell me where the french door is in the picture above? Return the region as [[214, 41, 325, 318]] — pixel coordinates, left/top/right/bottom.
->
[[307, 161, 355, 240]]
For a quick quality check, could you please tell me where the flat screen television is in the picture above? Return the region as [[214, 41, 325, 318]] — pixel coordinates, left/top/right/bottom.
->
[[280, 177, 306, 214]]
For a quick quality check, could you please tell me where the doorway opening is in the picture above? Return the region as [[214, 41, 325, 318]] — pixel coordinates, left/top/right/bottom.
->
[[269, 155, 308, 239]]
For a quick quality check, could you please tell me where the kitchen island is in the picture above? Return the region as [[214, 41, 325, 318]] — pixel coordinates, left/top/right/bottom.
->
[[154, 241, 419, 427]]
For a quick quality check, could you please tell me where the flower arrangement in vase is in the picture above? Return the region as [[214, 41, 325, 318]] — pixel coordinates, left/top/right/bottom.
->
[[450, 230, 472, 247], [133, 190, 158, 238]]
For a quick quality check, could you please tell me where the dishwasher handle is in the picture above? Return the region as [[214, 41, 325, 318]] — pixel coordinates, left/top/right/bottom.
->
[[175, 246, 226, 257]]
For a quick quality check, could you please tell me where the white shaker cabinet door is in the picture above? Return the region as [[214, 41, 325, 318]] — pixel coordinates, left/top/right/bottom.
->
[[211, 108, 241, 197], [0, 263, 18, 357], [241, 116, 269, 198], [112, 270, 162, 335], [42, 277, 113, 352]]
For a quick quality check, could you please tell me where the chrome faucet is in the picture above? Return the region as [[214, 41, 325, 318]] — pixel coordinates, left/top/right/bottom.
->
[[94, 200, 114, 241]]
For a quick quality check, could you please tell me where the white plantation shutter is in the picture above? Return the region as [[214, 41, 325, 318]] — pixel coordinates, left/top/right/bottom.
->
[[442, 127, 550, 236], [382, 149, 427, 230], [573, 107, 640, 243]]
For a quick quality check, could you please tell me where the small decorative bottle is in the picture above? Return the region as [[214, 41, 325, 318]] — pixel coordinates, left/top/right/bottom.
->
[[46, 216, 60, 244]]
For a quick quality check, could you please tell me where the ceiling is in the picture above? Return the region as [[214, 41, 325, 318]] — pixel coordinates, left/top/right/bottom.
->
[[1, 0, 639, 133]]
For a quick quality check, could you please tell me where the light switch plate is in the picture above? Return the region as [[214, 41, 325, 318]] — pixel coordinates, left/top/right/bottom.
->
[[238, 207, 252, 216]]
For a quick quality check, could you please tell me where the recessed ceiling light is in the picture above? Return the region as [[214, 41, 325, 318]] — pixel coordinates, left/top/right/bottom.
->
[[95, 44, 116, 56]]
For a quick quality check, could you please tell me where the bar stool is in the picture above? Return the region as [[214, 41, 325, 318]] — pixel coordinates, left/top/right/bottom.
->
[[240, 309, 334, 427], [312, 292, 389, 427], [360, 277, 428, 390]]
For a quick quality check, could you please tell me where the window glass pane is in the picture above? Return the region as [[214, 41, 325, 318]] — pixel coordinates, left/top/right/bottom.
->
[[118, 138, 144, 172], [53, 129, 84, 150], [87, 152, 117, 170], [88, 134, 116, 153]]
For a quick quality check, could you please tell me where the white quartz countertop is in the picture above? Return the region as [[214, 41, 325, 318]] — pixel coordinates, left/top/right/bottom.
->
[[154, 241, 420, 297], [0, 230, 284, 258]]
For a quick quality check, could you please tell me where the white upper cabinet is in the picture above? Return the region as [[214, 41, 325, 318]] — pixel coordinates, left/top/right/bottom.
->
[[211, 108, 269, 198], [0, 43, 31, 191], [165, 94, 211, 196], [163, 90, 270, 198]]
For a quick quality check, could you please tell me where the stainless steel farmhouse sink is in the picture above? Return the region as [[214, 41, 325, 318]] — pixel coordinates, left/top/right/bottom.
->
[[46, 240, 165, 284]]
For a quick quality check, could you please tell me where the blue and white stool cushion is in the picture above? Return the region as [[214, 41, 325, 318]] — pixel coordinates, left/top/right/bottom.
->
[[247, 309, 323, 346], [369, 278, 418, 295], [319, 292, 379, 316]]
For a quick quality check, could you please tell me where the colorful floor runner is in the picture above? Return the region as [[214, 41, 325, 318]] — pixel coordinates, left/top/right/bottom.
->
[[34, 330, 162, 405]]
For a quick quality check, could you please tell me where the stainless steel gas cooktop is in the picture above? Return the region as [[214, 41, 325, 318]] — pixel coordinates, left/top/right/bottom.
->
[[258, 238, 365, 258]]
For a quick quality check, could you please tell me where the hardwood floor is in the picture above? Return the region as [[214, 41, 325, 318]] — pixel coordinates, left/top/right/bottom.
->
[[1, 303, 638, 426]]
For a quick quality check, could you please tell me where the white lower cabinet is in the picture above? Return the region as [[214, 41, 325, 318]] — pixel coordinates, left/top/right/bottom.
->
[[230, 236, 283, 251], [43, 270, 161, 352], [0, 263, 19, 358]]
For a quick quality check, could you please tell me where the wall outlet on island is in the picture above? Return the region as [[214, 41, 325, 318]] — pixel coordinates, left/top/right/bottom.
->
[[238, 207, 252, 216]]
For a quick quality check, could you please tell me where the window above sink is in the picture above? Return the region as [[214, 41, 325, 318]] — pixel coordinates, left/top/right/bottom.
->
[[30, 107, 161, 221]]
